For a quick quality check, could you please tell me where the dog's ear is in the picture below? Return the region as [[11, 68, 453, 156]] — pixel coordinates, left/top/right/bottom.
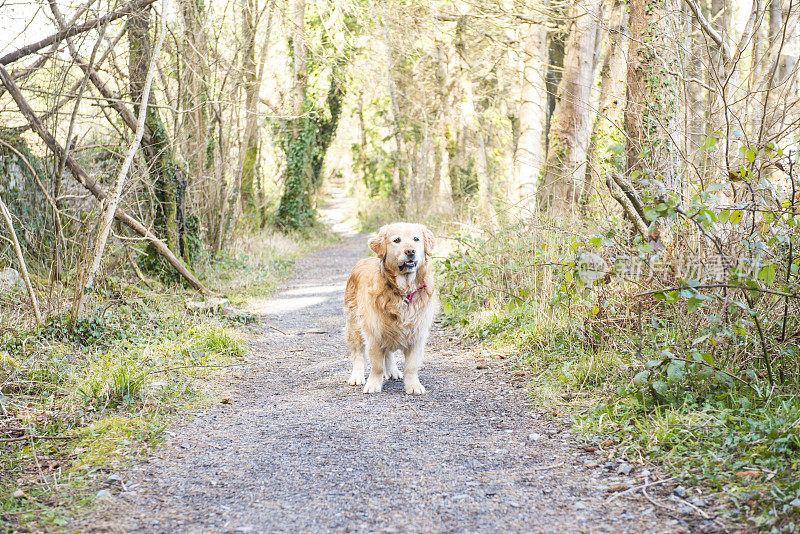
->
[[369, 227, 387, 258], [422, 226, 435, 256]]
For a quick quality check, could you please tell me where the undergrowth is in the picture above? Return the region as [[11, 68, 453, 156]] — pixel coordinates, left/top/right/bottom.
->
[[439, 212, 800, 532]]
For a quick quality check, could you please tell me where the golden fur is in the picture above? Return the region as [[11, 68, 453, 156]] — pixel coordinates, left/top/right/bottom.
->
[[344, 222, 438, 394]]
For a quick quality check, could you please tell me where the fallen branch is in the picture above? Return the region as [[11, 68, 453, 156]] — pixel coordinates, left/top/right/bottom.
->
[[0, 64, 213, 296], [0, 0, 157, 66], [0, 198, 43, 325]]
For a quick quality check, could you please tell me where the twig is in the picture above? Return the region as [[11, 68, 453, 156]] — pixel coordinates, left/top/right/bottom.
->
[[297, 330, 331, 335], [0, 427, 28, 434], [0, 434, 77, 443], [633, 283, 798, 300], [640, 483, 682, 519], [147, 362, 248, 375], [531, 461, 564, 471], [266, 324, 288, 335], [606, 476, 677, 502], [677, 493, 711, 519]]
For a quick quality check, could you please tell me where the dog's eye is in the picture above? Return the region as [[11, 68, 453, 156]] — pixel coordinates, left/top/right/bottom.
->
[[393, 237, 401, 243], [413, 237, 420, 242]]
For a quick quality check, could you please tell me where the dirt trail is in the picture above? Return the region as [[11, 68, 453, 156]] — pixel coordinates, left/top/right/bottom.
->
[[81, 209, 718, 533]]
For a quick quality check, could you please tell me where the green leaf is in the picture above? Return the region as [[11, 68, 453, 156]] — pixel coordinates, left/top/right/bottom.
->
[[651, 380, 669, 397], [633, 370, 650, 387], [758, 263, 777, 285], [746, 148, 756, 163], [687, 297, 703, 313], [730, 210, 744, 224], [666, 361, 686, 382]]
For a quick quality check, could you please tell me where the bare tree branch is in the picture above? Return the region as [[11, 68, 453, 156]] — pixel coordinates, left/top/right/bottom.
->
[[684, 0, 732, 62], [0, 0, 157, 66], [0, 64, 213, 296], [72, 0, 170, 319]]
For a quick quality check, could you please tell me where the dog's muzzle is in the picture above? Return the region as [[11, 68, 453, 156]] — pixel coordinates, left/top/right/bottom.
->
[[399, 260, 417, 271]]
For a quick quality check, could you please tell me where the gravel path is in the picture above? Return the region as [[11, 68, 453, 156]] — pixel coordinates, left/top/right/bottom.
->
[[82, 231, 720, 533]]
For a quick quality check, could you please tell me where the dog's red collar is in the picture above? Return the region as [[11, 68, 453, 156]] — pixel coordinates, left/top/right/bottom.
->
[[404, 284, 427, 304]]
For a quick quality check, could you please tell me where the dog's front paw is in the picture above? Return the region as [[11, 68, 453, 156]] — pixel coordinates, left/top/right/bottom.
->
[[347, 373, 365, 386], [404, 379, 426, 395], [363, 376, 384, 393]]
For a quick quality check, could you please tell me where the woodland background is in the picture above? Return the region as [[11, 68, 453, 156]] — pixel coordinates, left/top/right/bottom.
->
[[2, 0, 800, 530]]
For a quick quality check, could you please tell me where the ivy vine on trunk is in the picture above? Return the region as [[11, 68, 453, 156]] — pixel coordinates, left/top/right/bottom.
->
[[276, 62, 346, 230]]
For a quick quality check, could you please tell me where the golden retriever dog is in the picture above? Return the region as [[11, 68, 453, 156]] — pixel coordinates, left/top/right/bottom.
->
[[344, 222, 438, 394]]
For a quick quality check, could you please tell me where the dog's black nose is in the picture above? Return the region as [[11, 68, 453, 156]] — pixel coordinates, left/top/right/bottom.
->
[[405, 249, 416, 258]]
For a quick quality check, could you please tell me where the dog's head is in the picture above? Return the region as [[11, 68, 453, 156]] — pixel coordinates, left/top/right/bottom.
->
[[369, 222, 435, 274]]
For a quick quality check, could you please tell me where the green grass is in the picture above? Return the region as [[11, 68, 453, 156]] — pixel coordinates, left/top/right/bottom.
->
[[0, 304, 244, 531]]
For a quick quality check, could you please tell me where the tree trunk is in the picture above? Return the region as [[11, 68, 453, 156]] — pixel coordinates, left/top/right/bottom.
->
[[455, 15, 494, 217], [434, 43, 454, 211], [292, 0, 307, 139], [539, 0, 602, 213], [128, 4, 187, 259], [586, 0, 628, 204], [512, 20, 548, 213], [625, 0, 679, 185], [276, 0, 345, 229], [179, 0, 210, 206], [238, 0, 260, 215], [276, 0, 312, 228], [382, 27, 408, 214]]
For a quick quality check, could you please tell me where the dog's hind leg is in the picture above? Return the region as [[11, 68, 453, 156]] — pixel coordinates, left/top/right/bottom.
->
[[363, 341, 385, 394], [346, 327, 366, 386], [383, 351, 403, 380]]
